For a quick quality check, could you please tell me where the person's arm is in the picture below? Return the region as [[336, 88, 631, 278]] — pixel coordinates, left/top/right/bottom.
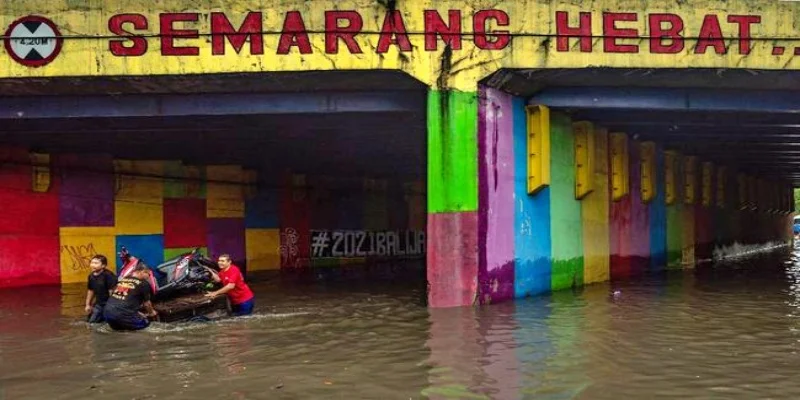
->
[[139, 284, 157, 318], [206, 283, 235, 297], [205, 267, 221, 283], [85, 290, 95, 314], [142, 300, 157, 317]]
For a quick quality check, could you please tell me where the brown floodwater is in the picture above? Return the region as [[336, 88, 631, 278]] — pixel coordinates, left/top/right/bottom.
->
[[3, 249, 800, 399]]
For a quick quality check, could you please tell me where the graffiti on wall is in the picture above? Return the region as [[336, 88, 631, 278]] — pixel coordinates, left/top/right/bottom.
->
[[279, 227, 300, 267], [60, 243, 98, 273], [310, 230, 426, 258]]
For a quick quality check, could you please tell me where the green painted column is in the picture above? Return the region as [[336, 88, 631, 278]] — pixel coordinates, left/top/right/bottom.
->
[[427, 89, 479, 308], [549, 113, 584, 290], [427, 90, 478, 213]]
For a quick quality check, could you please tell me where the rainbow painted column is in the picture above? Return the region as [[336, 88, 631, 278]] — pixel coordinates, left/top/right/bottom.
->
[[428, 85, 797, 308], [548, 114, 584, 291], [427, 89, 479, 308], [582, 126, 610, 285], [649, 145, 667, 271], [476, 87, 586, 304]]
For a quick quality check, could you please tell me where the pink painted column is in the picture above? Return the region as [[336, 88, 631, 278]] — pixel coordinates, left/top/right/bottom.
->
[[427, 89, 479, 308]]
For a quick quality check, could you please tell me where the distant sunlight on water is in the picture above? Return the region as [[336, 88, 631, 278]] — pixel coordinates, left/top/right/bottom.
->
[[4, 248, 800, 399]]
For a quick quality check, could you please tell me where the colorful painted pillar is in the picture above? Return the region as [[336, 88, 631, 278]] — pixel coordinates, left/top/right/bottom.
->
[[477, 87, 515, 303], [427, 89, 479, 307], [609, 133, 632, 279], [649, 145, 667, 271], [513, 99, 552, 298], [548, 114, 584, 291], [629, 142, 651, 275], [665, 152, 683, 268], [478, 87, 588, 303], [581, 126, 610, 285]]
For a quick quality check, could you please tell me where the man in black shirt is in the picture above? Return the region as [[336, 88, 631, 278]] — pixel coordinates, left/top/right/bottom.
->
[[103, 264, 158, 331], [85, 255, 117, 323]]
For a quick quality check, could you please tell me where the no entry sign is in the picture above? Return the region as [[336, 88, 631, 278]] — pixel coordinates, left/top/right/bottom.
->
[[4, 16, 63, 67]]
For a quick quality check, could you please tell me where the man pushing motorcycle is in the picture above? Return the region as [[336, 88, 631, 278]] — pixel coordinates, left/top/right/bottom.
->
[[204, 254, 255, 316], [104, 263, 158, 331]]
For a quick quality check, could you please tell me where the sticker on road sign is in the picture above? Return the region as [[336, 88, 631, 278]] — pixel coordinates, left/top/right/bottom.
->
[[4, 16, 63, 67]]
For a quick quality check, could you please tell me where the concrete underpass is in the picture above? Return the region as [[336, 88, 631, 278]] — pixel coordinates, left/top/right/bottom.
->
[[0, 0, 797, 310], [0, 69, 795, 306], [0, 72, 428, 288], [458, 68, 795, 306], [5, 0, 800, 398]]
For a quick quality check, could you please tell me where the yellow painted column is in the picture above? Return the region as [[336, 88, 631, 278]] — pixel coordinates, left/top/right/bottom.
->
[[580, 124, 609, 284]]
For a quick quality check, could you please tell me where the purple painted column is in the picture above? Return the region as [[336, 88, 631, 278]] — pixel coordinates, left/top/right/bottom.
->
[[477, 86, 515, 303]]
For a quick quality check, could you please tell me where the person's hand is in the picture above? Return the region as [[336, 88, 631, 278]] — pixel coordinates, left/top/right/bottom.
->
[[85, 305, 92, 314], [205, 292, 216, 298], [148, 310, 158, 318], [204, 267, 220, 280]]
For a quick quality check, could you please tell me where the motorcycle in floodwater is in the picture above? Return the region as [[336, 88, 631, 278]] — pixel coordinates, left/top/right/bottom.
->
[[118, 247, 220, 301]]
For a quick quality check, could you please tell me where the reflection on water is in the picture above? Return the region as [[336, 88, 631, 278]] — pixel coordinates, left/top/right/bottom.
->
[[3, 250, 800, 399]]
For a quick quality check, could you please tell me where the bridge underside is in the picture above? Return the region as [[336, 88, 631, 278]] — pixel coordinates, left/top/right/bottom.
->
[[432, 68, 797, 307], [0, 68, 796, 308], [0, 71, 429, 289], [0, 71, 428, 180], [491, 68, 800, 185]]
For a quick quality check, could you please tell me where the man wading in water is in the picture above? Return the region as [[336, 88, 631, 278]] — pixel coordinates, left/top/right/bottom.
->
[[85, 255, 117, 323], [205, 254, 255, 316], [103, 264, 158, 331]]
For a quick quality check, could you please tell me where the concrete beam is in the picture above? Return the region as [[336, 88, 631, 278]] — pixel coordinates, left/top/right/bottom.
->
[[572, 110, 800, 127], [530, 87, 800, 113], [0, 91, 422, 119]]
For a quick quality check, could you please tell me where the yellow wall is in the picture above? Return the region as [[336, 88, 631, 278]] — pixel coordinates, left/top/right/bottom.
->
[[0, 0, 797, 91], [115, 160, 164, 235], [245, 229, 280, 271], [59, 227, 116, 284], [206, 165, 245, 218]]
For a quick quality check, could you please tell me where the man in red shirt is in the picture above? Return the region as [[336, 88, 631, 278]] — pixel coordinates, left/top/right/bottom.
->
[[205, 254, 255, 316]]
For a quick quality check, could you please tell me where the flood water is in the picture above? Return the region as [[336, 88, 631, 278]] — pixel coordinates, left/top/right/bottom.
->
[[4, 250, 800, 399]]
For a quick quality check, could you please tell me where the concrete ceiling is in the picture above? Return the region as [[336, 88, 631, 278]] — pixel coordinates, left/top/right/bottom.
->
[[0, 112, 427, 182], [487, 68, 800, 185], [0, 70, 427, 96], [0, 71, 428, 183]]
